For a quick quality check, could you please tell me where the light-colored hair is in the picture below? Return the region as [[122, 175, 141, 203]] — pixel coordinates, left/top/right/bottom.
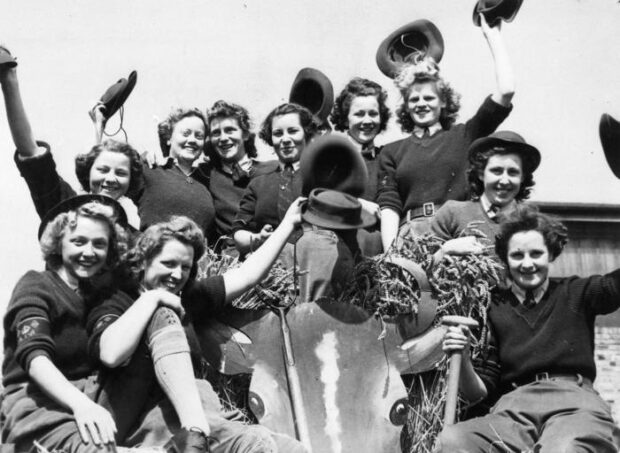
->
[[157, 108, 207, 157]]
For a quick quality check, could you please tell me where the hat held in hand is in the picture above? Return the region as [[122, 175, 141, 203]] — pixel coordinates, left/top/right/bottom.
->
[[99, 70, 138, 120], [0, 46, 18, 69], [472, 0, 524, 27], [289, 67, 334, 127], [600, 113, 620, 179], [302, 188, 376, 230]]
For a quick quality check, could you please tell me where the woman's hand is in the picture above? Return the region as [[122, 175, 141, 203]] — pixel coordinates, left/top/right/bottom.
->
[[282, 197, 307, 227], [89, 102, 107, 145], [479, 13, 500, 38], [442, 236, 486, 256], [442, 325, 472, 358], [70, 397, 117, 447], [142, 289, 185, 319], [358, 198, 381, 221]]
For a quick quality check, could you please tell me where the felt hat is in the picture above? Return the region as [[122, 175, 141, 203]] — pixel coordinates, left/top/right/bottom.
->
[[99, 70, 137, 120], [472, 0, 524, 27], [376, 19, 444, 78], [0, 46, 18, 69], [385, 257, 438, 339], [600, 113, 620, 179], [38, 194, 128, 239], [468, 130, 541, 174], [301, 188, 376, 230], [289, 67, 334, 126], [299, 134, 368, 197]]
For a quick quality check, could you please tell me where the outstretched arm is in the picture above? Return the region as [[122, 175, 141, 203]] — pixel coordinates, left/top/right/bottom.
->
[[481, 15, 515, 107], [224, 197, 305, 301], [0, 48, 41, 157]]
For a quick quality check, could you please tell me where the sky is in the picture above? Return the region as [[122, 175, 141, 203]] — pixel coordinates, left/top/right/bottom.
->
[[1, 0, 620, 318]]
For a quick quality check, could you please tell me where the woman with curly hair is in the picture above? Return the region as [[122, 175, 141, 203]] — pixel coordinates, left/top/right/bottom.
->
[[205, 100, 277, 253], [0, 46, 142, 229], [232, 103, 318, 257], [1, 196, 133, 452], [431, 131, 541, 261], [377, 16, 515, 250], [89, 201, 307, 452]]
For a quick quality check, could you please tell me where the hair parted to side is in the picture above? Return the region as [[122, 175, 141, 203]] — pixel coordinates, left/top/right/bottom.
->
[[158, 108, 208, 158], [330, 77, 391, 133], [394, 56, 461, 132], [468, 147, 536, 201], [75, 139, 143, 199], [206, 100, 257, 159], [39, 201, 130, 270], [125, 216, 205, 287], [495, 205, 568, 263], [259, 103, 319, 147]]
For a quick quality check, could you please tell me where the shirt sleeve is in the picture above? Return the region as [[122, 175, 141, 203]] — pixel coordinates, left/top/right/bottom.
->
[[376, 146, 403, 214], [580, 269, 620, 316], [464, 96, 513, 142], [183, 276, 227, 323], [86, 290, 135, 361], [13, 142, 77, 219], [232, 180, 259, 234], [430, 202, 457, 241]]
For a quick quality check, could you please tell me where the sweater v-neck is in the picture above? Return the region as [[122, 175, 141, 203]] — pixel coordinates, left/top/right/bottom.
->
[[507, 286, 555, 329]]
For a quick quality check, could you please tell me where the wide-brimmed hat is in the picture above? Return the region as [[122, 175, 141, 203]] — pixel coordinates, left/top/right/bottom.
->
[[376, 19, 444, 78], [299, 134, 368, 197], [38, 194, 128, 239], [600, 113, 620, 179], [99, 70, 137, 120], [468, 130, 541, 173], [472, 0, 524, 27], [289, 67, 334, 126], [301, 188, 376, 230], [0, 46, 18, 69]]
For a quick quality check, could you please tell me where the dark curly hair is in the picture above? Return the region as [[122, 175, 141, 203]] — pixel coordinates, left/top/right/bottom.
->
[[468, 147, 536, 202], [259, 103, 319, 147], [495, 205, 568, 264], [40, 201, 130, 271], [206, 100, 257, 161], [158, 108, 208, 158], [124, 216, 205, 289], [75, 140, 143, 199], [394, 58, 461, 132], [330, 77, 390, 133]]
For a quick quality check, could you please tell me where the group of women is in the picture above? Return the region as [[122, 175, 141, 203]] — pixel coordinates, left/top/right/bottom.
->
[[0, 9, 549, 452]]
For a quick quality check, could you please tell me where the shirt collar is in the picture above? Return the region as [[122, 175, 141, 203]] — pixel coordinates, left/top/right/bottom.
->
[[221, 154, 253, 174], [279, 160, 300, 172], [413, 122, 442, 138], [510, 279, 549, 305]]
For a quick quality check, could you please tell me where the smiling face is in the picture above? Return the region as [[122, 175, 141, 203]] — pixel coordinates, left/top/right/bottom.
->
[[209, 116, 248, 163], [507, 230, 551, 291], [347, 95, 381, 146], [168, 116, 206, 165], [481, 153, 524, 207], [59, 216, 110, 287], [89, 150, 132, 200], [271, 113, 307, 164], [406, 81, 445, 128], [143, 239, 194, 295]]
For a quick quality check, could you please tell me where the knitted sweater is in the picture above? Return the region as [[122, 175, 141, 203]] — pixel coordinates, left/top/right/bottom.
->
[[377, 96, 511, 216], [481, 270, 620, 395], [431, 200, 499, 243], [2, 270, 132, 386], [361, 146, 382, 202]]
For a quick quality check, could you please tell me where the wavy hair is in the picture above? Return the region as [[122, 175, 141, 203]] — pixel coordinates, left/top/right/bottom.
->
[[40, 201, 130, 271], [330, 77, 390, 133], [495, 205, 568, 264], [75, 139, 143, 199], [259, 103, 319, 147], [206, 100, 257, 160], [394, 57, 461, 132], [468, 147, 536, 202], [158, 108, 208, 158], [124, 216, 205, 288]]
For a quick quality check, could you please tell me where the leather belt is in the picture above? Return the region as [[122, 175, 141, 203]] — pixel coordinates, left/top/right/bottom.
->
[[510, 372, 591, 390], [404, 202, 440, 221]]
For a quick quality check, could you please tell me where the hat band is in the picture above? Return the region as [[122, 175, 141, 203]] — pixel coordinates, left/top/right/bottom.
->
[[306, 202, 362, 226]]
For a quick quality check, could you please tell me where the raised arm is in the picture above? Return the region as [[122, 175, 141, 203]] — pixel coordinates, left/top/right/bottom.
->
[[481, 15, 515, 107], [88, 102, 107, 145], [225, 196, 304, 301], [0, 47, 42, 157]]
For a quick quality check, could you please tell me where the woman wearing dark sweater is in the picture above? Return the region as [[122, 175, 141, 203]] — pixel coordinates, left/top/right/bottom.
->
[[377, 16, 514, 250], [1, 196, 131, 452]]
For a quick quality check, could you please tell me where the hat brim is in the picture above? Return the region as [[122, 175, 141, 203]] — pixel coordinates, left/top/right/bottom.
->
[[468, 136, 541, 173], [473, 0, 524, 26], [600, 113, 620, 179], [38, 194, 128, 239], [289, 68, 334, 123], [301, 202, 377, 230], [99, 70, 137, 120], [376, 19, 444, 78]]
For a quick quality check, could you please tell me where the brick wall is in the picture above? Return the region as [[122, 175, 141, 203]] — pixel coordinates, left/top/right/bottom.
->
[[595, 326, 620, 421]]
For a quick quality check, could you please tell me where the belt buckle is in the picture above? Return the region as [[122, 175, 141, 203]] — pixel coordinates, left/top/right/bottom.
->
[[423, 202, 435, 217], [535, 372, 550, 382]]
